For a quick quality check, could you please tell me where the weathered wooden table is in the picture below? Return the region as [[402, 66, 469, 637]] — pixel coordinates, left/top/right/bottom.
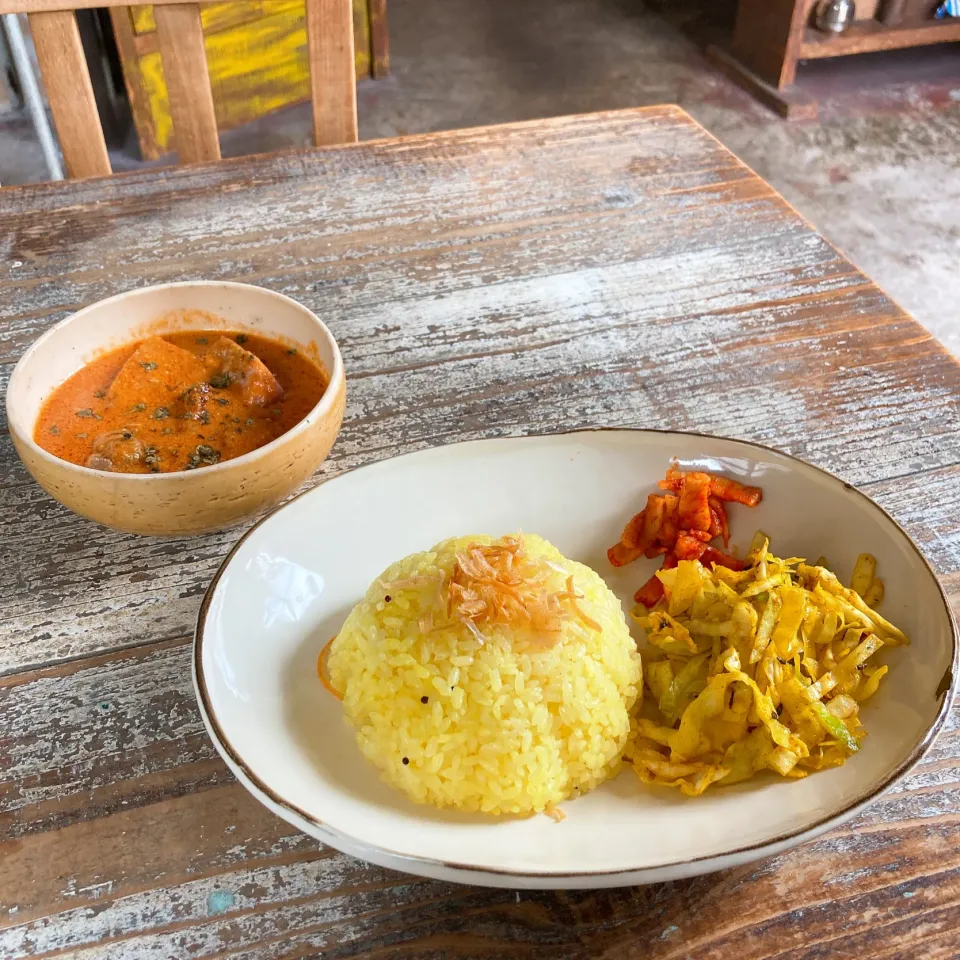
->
[[2, 106, 958, 958]]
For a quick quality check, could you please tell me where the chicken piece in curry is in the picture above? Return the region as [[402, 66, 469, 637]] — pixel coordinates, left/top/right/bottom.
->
[[35, 331, 328, 474]]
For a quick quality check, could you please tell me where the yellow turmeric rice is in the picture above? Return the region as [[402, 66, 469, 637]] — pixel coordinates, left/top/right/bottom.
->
[[327, 533, 642, 815]]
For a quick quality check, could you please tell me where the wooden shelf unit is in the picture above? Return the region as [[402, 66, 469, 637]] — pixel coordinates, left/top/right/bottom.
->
[[707, 0, 960, 119], [800, 18, 960, 57]]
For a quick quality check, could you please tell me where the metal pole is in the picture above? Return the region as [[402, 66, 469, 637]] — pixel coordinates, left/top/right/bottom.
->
[[2, 12, 64, 181]]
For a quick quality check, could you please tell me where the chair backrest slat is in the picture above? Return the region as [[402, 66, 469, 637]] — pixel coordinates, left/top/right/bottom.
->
[[27, 9, 110, 178], [4, 0, 359, 178], [306, 0, 358, 147], [153, 2, 221, 164]]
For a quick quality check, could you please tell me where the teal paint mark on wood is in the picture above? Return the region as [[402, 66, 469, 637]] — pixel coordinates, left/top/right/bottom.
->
[[207, 890, 235, 915]]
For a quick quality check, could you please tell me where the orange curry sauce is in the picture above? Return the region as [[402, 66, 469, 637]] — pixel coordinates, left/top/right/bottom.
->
[[35, 331, 328, 474]]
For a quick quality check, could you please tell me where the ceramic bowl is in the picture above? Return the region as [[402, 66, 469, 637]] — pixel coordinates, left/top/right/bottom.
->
[[6, 281, 346, 536], [195, 429, 957, 889]]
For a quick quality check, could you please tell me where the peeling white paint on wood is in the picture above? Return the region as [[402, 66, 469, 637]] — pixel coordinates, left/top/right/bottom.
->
[[4, 811, 959, 958], [0, 106, 958, 959], [2, 855, 403, 956], [1, 113, 958, 673]]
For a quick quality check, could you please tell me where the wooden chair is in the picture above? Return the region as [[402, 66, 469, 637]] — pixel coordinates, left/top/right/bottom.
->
[[0, 0, 358, 179]]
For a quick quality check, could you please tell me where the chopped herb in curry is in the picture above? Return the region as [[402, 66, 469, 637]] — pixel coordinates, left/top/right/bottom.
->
[[187, 444, 221, 469], [34, 330, 327, 474]]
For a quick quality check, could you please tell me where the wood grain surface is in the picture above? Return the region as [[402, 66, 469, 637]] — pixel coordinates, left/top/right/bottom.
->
[[153, 2, 222, 164], [798, 20, 960, 58], [369, 0, 389, 78], [0, 106, 958, 958], [26, 9, 111, 179], [307, 0, 359, 145], [729, 0, 807, 88]]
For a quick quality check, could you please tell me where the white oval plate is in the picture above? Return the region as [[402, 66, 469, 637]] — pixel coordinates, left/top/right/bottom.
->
[[195, 430, 957, 889]]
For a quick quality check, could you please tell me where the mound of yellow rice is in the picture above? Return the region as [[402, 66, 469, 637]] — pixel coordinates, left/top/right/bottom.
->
[[327, 533, 642, 815]]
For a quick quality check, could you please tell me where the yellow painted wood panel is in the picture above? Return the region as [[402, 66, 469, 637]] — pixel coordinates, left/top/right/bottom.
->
[[132, 0, 370, 156], [131, 1, 303, 37]]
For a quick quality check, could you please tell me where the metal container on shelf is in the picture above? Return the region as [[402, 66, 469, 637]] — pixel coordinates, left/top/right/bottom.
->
[[815, 0, 857, 31], [880, 0, 939, 22]]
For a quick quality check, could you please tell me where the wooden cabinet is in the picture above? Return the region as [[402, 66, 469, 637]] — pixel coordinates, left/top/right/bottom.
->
[[111, 0, 387, 160], [708, 0, 960, 119]]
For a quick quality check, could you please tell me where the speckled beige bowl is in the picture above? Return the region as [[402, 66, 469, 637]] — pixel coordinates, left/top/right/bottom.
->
[[6, 282, 346, 536]]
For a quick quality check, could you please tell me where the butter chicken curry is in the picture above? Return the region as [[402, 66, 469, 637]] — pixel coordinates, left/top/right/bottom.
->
[[35, 331, 328, 473]]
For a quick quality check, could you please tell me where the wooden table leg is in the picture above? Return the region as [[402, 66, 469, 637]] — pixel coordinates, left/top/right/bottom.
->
[[708, 0, 819, 120], [707, 45, 818, 120], [369, 0, 389, 78]]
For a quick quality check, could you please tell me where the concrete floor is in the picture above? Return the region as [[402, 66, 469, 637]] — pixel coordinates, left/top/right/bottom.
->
[[3, 0, 959, 355]]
